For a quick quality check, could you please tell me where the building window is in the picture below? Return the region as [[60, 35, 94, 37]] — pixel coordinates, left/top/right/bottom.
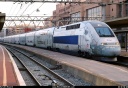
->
[[86, 6, 102, 21], [118, 4, 122, 17], [71, 12, 81, 23], [126, 1, 128, 16]]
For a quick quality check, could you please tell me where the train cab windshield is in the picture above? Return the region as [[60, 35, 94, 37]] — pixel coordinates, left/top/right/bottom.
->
[[89, 22, 115, 37], [95, 27, 115, 37]]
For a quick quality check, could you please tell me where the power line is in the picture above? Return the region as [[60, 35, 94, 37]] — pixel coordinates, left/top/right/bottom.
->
[[25, 4, 35, 15], [1, 0, 128, 5], [29, 3, 44, 15], [9, 2, 19, 15], [8, 2, 15, 15], [15, 2, 26, 16], [20, 2, 32, 16], [7, 2, 19, 27], [38, 3, 45, 9]]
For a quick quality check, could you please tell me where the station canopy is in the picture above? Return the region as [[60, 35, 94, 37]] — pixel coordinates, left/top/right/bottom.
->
[[0, 13, 5, 31], [105, 16, 128, 28]]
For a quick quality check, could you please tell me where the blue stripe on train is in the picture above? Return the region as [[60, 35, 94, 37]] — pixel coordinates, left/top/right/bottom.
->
[[53, 35, 78, 45]]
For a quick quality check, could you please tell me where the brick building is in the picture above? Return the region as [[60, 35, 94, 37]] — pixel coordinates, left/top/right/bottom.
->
[[5, 27, 24, 36], [43, 17, 53, 28], [52, 0, 127, 27]]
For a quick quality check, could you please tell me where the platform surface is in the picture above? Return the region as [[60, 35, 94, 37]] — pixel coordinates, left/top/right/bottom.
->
[[120, 49, 128, 56], [5, 44, 128, 86], [0, 45, 26, 86]]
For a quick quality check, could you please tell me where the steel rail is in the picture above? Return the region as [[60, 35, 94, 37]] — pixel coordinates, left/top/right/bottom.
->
[[7, 47, 42, 86], [6, 45, 75, 87]]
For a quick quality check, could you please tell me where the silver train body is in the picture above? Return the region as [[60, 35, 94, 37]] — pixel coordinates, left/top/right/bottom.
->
[[1, 20, 121, 61]]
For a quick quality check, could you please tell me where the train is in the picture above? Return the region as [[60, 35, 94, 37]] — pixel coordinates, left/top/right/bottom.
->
[[0, 20, 121, 61]]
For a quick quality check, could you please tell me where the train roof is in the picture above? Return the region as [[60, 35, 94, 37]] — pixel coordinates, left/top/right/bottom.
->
[[59, 20, 104, 27]]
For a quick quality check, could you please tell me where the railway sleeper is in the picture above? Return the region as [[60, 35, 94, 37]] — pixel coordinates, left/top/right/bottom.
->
[[19, 67, 26, 71], [50, 64, 62, 70]]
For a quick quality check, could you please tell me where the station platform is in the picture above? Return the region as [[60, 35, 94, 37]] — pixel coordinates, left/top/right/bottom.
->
[[7, 44, 128, 86], [0, 45, 26, 86], [120, 49, 128, 57]]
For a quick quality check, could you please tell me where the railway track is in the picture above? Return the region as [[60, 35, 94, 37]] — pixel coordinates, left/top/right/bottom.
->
[[4, 43, 128, 68], [6, 46, 75, 86], [3, 43, 128, 86], [9, 48, 42, 86], [3, 43, 128, 67]]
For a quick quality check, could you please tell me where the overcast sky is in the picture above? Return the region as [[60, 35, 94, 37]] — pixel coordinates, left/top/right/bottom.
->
[[0, 2, 56, 16]]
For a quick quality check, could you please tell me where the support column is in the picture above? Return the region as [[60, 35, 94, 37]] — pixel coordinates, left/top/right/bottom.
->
[[101, 5, 106, 21], [126, 33, 127, 52], [122, 3, 126, 17]]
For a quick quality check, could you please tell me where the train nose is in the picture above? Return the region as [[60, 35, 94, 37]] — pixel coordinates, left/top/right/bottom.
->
[[101, 46, 121, 56], [96, 46, 121, 56]]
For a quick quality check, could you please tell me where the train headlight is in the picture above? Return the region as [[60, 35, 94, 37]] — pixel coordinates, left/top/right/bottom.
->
[[101, 43, 107, 45], [101, 43, 104, 45], [115, 42, 119, 45]]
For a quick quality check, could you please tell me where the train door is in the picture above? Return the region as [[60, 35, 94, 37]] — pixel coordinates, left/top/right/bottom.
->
[[79, 27, 91, 52], [47, 30, 53, 48], [39, 31, 47, 48], [47, 30, 50, 47], [35, 32, 40, 47]]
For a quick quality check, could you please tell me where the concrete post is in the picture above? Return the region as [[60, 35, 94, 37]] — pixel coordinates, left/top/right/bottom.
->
[[101, 5, 106, 21], [122, 4, 126, 17]]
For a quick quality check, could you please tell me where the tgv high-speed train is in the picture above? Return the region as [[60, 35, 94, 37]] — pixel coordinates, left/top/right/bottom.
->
[[1, 20, 121, 61]]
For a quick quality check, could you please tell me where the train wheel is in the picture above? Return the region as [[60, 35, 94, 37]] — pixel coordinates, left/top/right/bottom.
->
[[47, 47, 52, 50], [78, 51, 83, 57], [47, 47, 50, 50], [56, 48, 60, 52], [84, 52, 91, 59], [49, 47, 52, 50]]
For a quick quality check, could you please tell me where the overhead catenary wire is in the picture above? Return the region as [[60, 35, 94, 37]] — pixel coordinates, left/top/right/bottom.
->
[[29, 2, 45, 15], [7, 2, 20, 27], [7, 2, 15, 26], [9, 2, 19, 16], [1, 0, 128, 5], [6, 2, 46, 27], [7, 2, 33, 27], [8, 2, 15, 16], [15, 2, 27, 16], [27, 2, 45, 28], [20, 2, 32, 16]]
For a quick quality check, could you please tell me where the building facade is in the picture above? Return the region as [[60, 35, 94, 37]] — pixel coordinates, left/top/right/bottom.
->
[[43, 17, 53, 28], [52, 0, 127, 26], [5, 27, 24, 36]]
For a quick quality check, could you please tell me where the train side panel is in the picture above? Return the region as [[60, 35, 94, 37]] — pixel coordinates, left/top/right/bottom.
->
[[8, 36, 12, 43], [35, 29, 48, 48], [11, 35, 15, 44], [35, 28, 54, 48], [15, 35, 20, 44], [0, 37, 4, 42], [4, 36, 8, 43], [19, 34, 26, 45], [53, 22, 87, 52], [26, 32, 35, 46], [47, 27, 55, 48]]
